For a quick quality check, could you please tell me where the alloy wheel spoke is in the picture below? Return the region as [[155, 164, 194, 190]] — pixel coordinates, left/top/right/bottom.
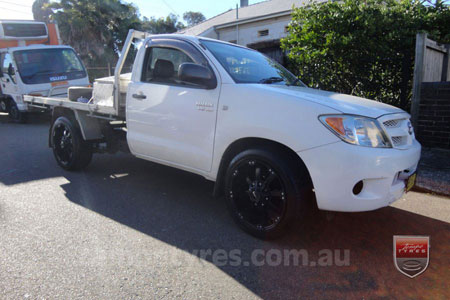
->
[[255, 167, 261, 181]]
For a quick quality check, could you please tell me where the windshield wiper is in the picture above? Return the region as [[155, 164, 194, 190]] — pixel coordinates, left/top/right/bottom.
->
[[259, 77, 285, 84], [27, 70, 54, 79]]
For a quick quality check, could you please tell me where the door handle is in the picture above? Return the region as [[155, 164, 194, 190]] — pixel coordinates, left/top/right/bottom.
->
[[132, 93, 146, 100]]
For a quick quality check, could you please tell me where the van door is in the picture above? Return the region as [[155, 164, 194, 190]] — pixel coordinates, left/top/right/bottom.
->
[[126, 39, 220, 173], [0, 53, 18, 96]]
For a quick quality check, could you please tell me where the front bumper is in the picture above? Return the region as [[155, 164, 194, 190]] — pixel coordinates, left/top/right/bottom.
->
[[298, 140, 421, 212]]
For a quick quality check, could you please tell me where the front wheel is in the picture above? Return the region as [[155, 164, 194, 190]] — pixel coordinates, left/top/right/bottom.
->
[[224, 148, 311, 239], [0, 99, 8, 112], [9, 102, 27, 123], [51, 116, 93, 171]]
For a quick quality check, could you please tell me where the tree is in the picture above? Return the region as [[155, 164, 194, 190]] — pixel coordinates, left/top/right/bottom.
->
[[140, 14, 185, 34], [281, 0, 450, 110], [32, 0, 141, 67], [183, 11, 206, 27], [32, 0, 52, 22]]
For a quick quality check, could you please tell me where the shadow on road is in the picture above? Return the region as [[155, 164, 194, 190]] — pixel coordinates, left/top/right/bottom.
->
[[1, 112, 449, 298], [59, 154, 449, 299], [0, 111, 51, 125]]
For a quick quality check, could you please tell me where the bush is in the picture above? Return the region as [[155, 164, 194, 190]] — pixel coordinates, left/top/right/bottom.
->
[[281, 0, 450, 110]]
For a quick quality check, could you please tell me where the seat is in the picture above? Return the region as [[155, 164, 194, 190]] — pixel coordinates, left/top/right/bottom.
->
[[153, 59, 175, 82]]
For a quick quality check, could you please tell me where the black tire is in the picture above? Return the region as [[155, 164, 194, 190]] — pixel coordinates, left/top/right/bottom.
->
[[51, 116, 93, 171], [9, 102, 27, 123], [224, 147, 311, 239]]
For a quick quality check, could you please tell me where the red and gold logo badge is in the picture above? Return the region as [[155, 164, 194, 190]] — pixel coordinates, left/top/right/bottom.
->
[[393, 236, 430, 278]]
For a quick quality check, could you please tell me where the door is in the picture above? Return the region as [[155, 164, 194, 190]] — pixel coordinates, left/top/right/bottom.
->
[[1, 53, 18, 96], [127, 39, 220, 172]]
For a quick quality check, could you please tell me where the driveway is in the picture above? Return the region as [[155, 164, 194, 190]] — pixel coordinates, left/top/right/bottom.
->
[[0, 113, 449, 299]]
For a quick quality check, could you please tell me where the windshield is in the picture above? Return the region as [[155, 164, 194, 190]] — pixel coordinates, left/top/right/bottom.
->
[[13, 48, 87, 85], [201, 40, 305, 87]]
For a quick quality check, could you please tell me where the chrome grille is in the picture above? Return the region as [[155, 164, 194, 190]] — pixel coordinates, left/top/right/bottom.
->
[[383, 119, 403, 128], [378, 114, 414, 149], [391, 136, 407, 146]]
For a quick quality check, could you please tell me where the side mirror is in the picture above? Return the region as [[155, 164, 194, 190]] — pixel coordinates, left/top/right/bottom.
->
[[8, 63, 15, 76], [0, 68, 3, 77], [178, 63, 216, 89]]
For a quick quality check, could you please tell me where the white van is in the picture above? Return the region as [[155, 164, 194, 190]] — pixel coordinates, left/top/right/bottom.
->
[[0, 20, 89, 122]]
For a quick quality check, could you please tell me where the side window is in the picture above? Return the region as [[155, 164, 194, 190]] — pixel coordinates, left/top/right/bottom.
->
[[2, 53, 16, 83], [142, 47, 194, 84]]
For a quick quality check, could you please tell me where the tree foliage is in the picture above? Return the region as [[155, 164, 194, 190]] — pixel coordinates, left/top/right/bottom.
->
[[141, 14, 185, 34], [183, 11, 206, 27], [32, 0, 52, 23], [33, 0, 141, 67], [32, 0, 187, 75], [281, 0, 450, 110]]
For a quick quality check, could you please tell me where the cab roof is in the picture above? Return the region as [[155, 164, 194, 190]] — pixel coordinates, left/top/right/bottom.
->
[[145, 33, 250, 49], [0, 44, 73, 53]]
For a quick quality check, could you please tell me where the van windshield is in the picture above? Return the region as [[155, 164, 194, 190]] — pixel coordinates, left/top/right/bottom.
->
[[201, 40, 305, 87], [13, 48, 87, 85]]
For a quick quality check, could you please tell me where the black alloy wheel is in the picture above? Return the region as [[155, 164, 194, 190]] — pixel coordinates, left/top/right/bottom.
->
[[225, 148, 310, 239], [229, 158, 287, 232], [51, 116, 93, 171], [53, 122, 75, 167]]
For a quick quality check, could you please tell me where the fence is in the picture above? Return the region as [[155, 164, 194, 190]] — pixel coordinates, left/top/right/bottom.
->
[[86, 64, 133, 81], [411, 33, 450, 149]]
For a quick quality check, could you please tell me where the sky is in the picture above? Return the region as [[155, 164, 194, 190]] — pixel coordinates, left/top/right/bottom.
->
[[0, 0, 266, 22]]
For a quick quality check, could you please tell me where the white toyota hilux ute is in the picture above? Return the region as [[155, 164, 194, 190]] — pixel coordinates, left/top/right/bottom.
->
[[24, 30, 421, 239]]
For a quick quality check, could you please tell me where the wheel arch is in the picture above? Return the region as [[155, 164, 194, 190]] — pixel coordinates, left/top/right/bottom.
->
[[213, 137, 315, 198], [50, 107, 104, 147]]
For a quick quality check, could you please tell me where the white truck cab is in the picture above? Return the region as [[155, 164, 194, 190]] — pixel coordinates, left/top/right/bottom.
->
[[0, 20, 89, 122], [24, 30, 421, 239]]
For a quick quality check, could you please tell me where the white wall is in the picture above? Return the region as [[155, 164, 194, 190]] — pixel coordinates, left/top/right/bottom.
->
[[204, 15, 292, 47]]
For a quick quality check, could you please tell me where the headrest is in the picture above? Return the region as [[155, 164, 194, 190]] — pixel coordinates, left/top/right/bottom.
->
[[153, 59, 175, 79]]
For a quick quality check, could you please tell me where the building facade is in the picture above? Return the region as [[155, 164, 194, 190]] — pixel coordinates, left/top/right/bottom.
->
[[179, 0, 324, 64]]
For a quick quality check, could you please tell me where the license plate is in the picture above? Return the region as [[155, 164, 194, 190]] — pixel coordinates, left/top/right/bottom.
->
[[405, 173, 417, 193]]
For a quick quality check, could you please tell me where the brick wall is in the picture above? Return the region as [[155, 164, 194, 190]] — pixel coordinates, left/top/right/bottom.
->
[[416, 82, 450, 149]]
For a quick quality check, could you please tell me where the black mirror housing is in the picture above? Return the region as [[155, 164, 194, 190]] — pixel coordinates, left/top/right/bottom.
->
[[8, 63, 15, 76], [178, 63, 216, 89], [0, 68, 3, 77]]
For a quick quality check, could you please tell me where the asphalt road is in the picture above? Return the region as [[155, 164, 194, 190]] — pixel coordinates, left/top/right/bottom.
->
[[1, 113, 449, 299]]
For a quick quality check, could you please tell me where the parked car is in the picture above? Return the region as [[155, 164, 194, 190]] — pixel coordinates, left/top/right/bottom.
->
[[24, 30, 421, 239]]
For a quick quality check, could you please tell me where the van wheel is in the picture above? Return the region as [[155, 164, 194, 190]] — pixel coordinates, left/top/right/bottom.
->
[[9, 102, 27, 123], [51, 116, 93, 171], [0, 99, 8, 112], [224, 148, 310, 239]]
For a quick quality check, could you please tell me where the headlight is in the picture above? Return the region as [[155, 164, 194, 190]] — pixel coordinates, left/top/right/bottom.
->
[[319, 115, 392, 148]]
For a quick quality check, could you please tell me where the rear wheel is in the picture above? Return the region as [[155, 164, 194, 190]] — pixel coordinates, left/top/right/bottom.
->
[[51, 116, 93, 171], [225, 148, 311, 239], [9, 102, 27, 123]]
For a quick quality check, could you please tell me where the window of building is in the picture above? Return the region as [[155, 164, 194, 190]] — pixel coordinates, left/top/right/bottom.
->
[[258, 29, 269, 37]]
